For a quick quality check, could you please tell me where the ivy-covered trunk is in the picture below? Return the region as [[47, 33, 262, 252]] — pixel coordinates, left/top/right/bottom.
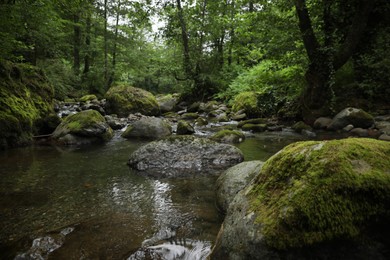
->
[[301, 64, 333, 123], [294, 0, 374, 123]]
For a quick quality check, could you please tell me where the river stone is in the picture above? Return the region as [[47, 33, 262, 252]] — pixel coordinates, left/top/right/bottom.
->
[[127, 135, 244, 178], [313, 117, 333, 129], [105, 85, 160, 117], [211, 130, 245, 144], [121, 117, 171, 139], [52, 110, 113, 145], [211, 138, 390, 259], [328, 107, 374, 130], [216, 161, 263, 213], [176, 120, 195, 135], [156, 94, 179, 113]]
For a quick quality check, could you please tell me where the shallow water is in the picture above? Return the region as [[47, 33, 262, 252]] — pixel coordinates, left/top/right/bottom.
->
[[0, 132, 304, 259]]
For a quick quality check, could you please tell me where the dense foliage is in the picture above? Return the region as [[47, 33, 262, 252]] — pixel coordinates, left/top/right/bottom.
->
[[1, 0, 389, 118]]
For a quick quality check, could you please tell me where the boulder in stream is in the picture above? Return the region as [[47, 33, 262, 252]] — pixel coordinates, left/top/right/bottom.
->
[[121, 117, 172, 139], [211, 138, 390, 259], [105, 84, 160, 117], [52, 110, 113, 145], [128, 135, 244, 178], [211, 130, 245, 144], [328, 107, 374, 130], [215, 161, 263, 213]]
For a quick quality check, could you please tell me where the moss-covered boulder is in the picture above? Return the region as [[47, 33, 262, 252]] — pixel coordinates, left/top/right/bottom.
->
[[0, 62, 57, 149], [232, 91, 276, 118], [156, 93, 180, 113], [237, 118, 268, 128], [211, 130, 245, 143], [328, 107, 374, 130], [291, 121, 312, 133], [121, 117, 171, 139], [105, 85, 160, 117], [241, 123, 267, 133], [176, 120, 195, 135], [211, 138, 390, 259], [79, 94, 97, 103], [52, 110, 113, 145]]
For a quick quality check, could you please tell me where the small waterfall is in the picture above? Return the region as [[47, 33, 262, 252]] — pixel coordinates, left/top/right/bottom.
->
[[128, 240, 211, 260]]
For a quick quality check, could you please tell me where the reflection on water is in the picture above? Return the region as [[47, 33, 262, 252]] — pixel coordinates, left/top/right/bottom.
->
[[0, 132, 303, 259]]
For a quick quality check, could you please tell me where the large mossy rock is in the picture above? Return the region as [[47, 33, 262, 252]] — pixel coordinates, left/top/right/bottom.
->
[[105, 85, 160, 117], [52, 110, 113, 145], [232, 91, 275, 118], [156, 93, 180, 113], [211, 138, 390, 259], [121, 117, 172, 139], [211, 130, 245, 143], [328, 107, 374, 130], [128, 135, 244, 178], [0, 62, 57, 149], [216, 161, 264, 213]]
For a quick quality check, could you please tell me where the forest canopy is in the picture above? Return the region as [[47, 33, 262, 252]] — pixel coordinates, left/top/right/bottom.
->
[[1, 0, 389, 120]]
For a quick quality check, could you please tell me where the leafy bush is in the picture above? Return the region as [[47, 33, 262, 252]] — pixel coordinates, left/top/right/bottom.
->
[[37, 59, 80, 100], [219, 59, 304, 117]]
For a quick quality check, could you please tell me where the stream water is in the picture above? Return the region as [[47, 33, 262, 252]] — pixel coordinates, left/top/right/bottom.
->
[[0, 131, 307, 259]]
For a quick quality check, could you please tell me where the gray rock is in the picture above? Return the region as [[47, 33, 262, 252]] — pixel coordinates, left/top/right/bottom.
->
[[157, 94, 180, 113], [121, 117, 172, 139], [376, 121, 390, 135], [52, 110, 113, 145], [343, 124, 354, 132], [216, 161, 263, 213], [328, 107, 374, 130], [378, 134, 390, 141], [176, 120, 195, 135], [127, 136, 244, 178], [350, 127, 369, 137], [313, 117, 333, 129]]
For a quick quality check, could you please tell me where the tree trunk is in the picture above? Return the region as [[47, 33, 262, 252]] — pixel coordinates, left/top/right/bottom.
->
[[294, 0, 373, 122], [103, 0, 109, 88], [73, 13, 81, 75], [83, 14, 91, 75], [176, 0, 192, 79]]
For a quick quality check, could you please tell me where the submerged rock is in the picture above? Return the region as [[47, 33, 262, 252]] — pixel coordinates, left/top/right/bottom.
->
[[128, 135, 244, 178], [215, 161, 263, 213], [105, 85, 160, 117], [211, 138, 390, 259], [52, 110, 113, 145], [121, 117, 171, 139]]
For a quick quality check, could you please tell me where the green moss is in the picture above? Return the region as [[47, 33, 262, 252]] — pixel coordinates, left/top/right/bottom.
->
[[211, 130, 245, 143], [53, 110, 113, 142], [232, 92, 260, 118], [249, 138, 390, 249], [237, 118, 267, 128], [62, 110, 105, 132], [79, 94, 97, 102], [105, 84, 160, 117], [181, 113, 199, 120], [291, 121, 312, 133], [242, 123, 267, 132], [0, 61, 55, 148]]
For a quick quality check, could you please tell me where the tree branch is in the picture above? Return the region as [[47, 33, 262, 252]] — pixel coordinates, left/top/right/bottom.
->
[[293, 0, 320, 63], [333, 0, 373, 70]]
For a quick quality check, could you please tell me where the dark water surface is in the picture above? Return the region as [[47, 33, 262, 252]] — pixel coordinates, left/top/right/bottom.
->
[[0, 132, 304, 259]]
